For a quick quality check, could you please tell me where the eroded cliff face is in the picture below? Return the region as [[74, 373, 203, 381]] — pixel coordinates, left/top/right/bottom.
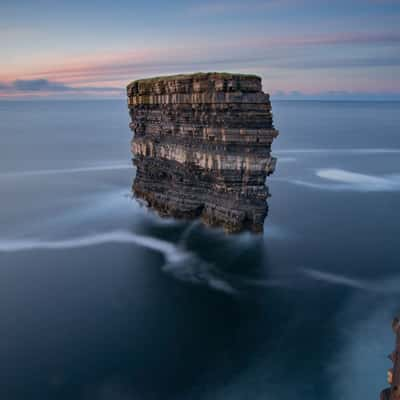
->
[[127, 72, 279, 233]]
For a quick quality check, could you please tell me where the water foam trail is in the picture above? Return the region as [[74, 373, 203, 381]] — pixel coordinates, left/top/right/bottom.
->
[[275, 148, 400, 155], [6, 231, 387, 295], [163, 260, 238, 295], [317, 169, 389, 185], [302, 268, 375, 291], [178, 220, 200, 247], [0, 231, 237, 295], [0, 230, 186, 261], [0, 163, 132, 178], [302, 268, 400, 294], [286, 169, 400, 192], [277, 157, 297, 163]]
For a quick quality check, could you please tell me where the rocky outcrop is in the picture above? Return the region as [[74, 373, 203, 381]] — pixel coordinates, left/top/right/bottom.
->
[[380, 316, 400, 400], [127, 72, 279, 233]]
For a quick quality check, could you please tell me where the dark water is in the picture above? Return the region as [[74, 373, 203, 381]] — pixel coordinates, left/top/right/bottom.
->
[[0, 100, 399, 400]]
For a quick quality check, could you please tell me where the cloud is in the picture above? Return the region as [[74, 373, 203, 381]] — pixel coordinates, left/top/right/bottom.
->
[[188, 0, 287, 15], [368, 0, 400, 3], [0, 79, 123, 96], [255, 31, 400, 48], [271, 90, 400, 100], [187, 0, 400, 16], [12, 79, 71, 92], [32, 32, 400, 74], [272, 55, 400, 69], [1, 30, 399, 99], [3, 31, 396, 87]]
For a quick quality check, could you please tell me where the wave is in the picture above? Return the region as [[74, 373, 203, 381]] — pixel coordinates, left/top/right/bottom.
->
[[287, 168, 400, 191], [0, 163, 132, 178]]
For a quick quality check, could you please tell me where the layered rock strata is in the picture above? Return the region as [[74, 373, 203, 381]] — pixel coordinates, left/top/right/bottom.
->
[[380, 316, 400, 400], [127, 72, 279, 233]]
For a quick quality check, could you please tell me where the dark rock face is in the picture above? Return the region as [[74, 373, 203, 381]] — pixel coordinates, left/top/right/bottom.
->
[[380, 316, 400, 400], [127, 72, 279, 233]]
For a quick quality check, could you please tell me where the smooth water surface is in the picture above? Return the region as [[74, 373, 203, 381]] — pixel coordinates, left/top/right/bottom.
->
[[0, 100, 399, 400]]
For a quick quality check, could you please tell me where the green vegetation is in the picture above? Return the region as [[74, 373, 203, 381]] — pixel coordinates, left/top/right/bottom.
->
[[127, 72, 260, 89]]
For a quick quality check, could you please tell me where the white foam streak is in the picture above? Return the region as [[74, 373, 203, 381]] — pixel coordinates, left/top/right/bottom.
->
[[0, 231, 187, 263], [162, 258, 237, 295], [277, 157, 297, 163], [288, 168, 400, 191], [302, 268, 375, 291], [276, 148, 400, 155], [302, 268, 400, 294], [318, 168, 393, 186], [0, 231, 238, 295]]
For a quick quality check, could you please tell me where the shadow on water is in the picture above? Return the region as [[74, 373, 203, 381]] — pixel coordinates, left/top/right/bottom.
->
[[99, 220, 348, 400]]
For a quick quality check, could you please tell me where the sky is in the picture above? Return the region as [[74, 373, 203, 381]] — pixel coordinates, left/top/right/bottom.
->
[[0, 0, 400, 100]]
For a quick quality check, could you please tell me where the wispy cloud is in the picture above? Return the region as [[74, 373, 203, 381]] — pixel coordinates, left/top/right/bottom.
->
[[188, 0, 400, 16], [5, 32, 398, 82], [187, 0, 293, 16], [255, 31, 400, 47], [1, 30, 399, 99], [272, 90, 400, 100], [270, 55, 400, 69], [0, 79, 123, 99], [11, 79, 72, 92]]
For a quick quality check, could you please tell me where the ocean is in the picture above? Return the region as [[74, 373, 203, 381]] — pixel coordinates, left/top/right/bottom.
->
[[0, 99, 399, 400]]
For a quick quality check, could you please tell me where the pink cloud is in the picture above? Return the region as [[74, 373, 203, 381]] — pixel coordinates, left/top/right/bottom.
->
[[1, 30, 398, 98]]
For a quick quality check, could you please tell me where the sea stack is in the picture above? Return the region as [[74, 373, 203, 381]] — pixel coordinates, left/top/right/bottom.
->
[[127, 72, 279, 233]]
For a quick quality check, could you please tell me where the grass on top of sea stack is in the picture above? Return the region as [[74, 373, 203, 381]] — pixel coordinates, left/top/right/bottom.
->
[[126, 72, 261, 91]]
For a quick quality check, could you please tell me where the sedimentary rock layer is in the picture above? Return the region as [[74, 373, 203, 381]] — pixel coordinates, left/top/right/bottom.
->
[[127, 72, 279, 233]]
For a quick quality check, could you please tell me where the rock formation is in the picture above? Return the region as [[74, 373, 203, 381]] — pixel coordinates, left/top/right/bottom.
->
[[381, 316, 400, 400], [126, 72, 279, 233]]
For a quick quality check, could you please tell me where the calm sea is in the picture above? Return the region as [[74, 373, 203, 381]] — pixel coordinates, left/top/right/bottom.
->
[[0, 100, 399, 400]]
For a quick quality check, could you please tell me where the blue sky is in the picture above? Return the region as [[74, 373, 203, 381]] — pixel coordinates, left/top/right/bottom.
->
[[1, 0, 399, 99]]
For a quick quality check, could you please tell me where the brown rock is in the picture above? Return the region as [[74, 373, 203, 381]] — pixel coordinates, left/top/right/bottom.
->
[[127, 72, 279, 233]]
